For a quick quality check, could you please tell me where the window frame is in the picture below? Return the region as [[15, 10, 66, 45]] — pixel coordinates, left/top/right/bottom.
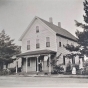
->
[[59, 42, 61, 47], [36, 26, 39, 33], [46, 37, 50, 47], [27, 40, 30, 50], [36, 39, 40, 49], [63, 56, 65, 65]]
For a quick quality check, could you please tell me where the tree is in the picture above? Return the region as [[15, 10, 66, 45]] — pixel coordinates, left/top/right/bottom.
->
[[64, 0, 88, 61], [51, 53, 62, 74], [0, 30, 21, 70], [75, 0, 88, 56]]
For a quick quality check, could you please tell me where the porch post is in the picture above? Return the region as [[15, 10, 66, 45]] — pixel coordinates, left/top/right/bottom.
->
[[48, 54, 51, 74], [16, 59, 18, 74], [36, 56, 39, 74], [26, 57, 28, 73]]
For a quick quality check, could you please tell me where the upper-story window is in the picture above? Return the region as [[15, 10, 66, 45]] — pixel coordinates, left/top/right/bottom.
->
[[27, 40, 30, 50], [36, 39, 40, 48], [46, 37, 50, 47], [36, 26, 39, 33], [59, 42, 61, 47]]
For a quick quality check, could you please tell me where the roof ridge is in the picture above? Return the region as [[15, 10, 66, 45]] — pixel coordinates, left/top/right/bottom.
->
[[38, 17, 77, 41], [38, 17, 61, 28], [37, 16, 67, 30]]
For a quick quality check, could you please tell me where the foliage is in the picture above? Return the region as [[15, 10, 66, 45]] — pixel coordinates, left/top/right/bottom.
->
[[75, 0, 88, 29], [51, 53, 63, 74], [9, 67, 16, 74], [80, 59, 88, 75], [51, 64, 64, 74], [75, 64, 79, 71], [65, 53, 77, 59], [0, 69, 11, 75], [51, 53, 62, 66], [66, 61, 72, 72], [75, 0, 88, 56], [84, 59, 88, 67], [63, 44, 80, 52], [0, 30, 21, 69], [64, 0, 88, 60], [82, 67, 88, 75]]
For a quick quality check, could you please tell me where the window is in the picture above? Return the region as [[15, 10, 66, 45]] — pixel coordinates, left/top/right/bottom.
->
[[27, 40, 30, 50], [36, 39, 40, 48], [63, 56, 65, 65], [36, 26, 39, 33], [59, 42, 61, 47], [46, 37, 50, 47], [28, 58, 30, 66]]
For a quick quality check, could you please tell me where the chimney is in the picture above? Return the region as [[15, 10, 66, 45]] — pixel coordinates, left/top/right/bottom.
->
[[49, 17, 53, 24], [58, 22, 61, 27]]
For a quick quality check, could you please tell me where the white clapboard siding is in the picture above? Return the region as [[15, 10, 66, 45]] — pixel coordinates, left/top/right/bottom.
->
[[21, 19, 57, 53], [56, 36, 78, 65]]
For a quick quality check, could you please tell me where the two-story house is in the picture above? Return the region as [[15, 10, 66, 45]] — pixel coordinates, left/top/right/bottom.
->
[[17, 16, 83, 74]]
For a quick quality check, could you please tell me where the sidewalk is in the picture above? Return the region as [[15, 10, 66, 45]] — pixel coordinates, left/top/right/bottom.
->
[[8, 74, 88, 78]]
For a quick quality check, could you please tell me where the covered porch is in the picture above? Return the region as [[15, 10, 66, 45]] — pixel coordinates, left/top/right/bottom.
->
[[16, 50, 56, 74]]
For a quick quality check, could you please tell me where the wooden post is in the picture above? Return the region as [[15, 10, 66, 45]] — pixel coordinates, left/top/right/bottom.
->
[[48, 54, 51, 74], [36, 56, 39, 74], [16, 59, 18, 74], [26, 57, 28, 73]]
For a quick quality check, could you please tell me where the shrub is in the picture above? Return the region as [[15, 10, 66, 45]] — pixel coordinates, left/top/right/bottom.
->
[[0, 69, 11, 75], [82, 66, 88, 75], [51, 64, 64, 74], [66, 62, 72, 72], [51, 65, 59, 74], [75, 64, 79, 71], [18, 67, 21, 72], [9, 67, 16, 74]]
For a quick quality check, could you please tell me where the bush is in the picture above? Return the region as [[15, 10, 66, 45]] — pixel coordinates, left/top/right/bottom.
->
[[51, 65, 59, 74], [18, 67, 21, 72], [9, 67, 16, 74], [75, 64, 79, 71], [64, 71, 72, 75], [0, 69, 11, 75], [66, 62, 72, 72], [82, 67, 88, 75], [51, 64, 64, 74]]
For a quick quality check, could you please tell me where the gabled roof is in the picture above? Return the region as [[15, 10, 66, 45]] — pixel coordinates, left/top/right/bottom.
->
[[19, 16, 77, 41], [38, 17, 77, 41]]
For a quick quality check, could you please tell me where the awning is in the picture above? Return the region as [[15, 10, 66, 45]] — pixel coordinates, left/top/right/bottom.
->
[[17, 49, 56, 57]]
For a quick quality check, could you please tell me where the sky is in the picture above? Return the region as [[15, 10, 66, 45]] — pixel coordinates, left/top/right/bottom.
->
[[0, 0, 84, 46]]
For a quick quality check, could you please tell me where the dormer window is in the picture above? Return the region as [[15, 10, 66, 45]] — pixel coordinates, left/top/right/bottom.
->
[[36, 26, 39, 33]]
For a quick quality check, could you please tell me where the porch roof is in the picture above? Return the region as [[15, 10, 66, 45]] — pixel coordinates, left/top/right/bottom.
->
[[17, 49, 56, 57]]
